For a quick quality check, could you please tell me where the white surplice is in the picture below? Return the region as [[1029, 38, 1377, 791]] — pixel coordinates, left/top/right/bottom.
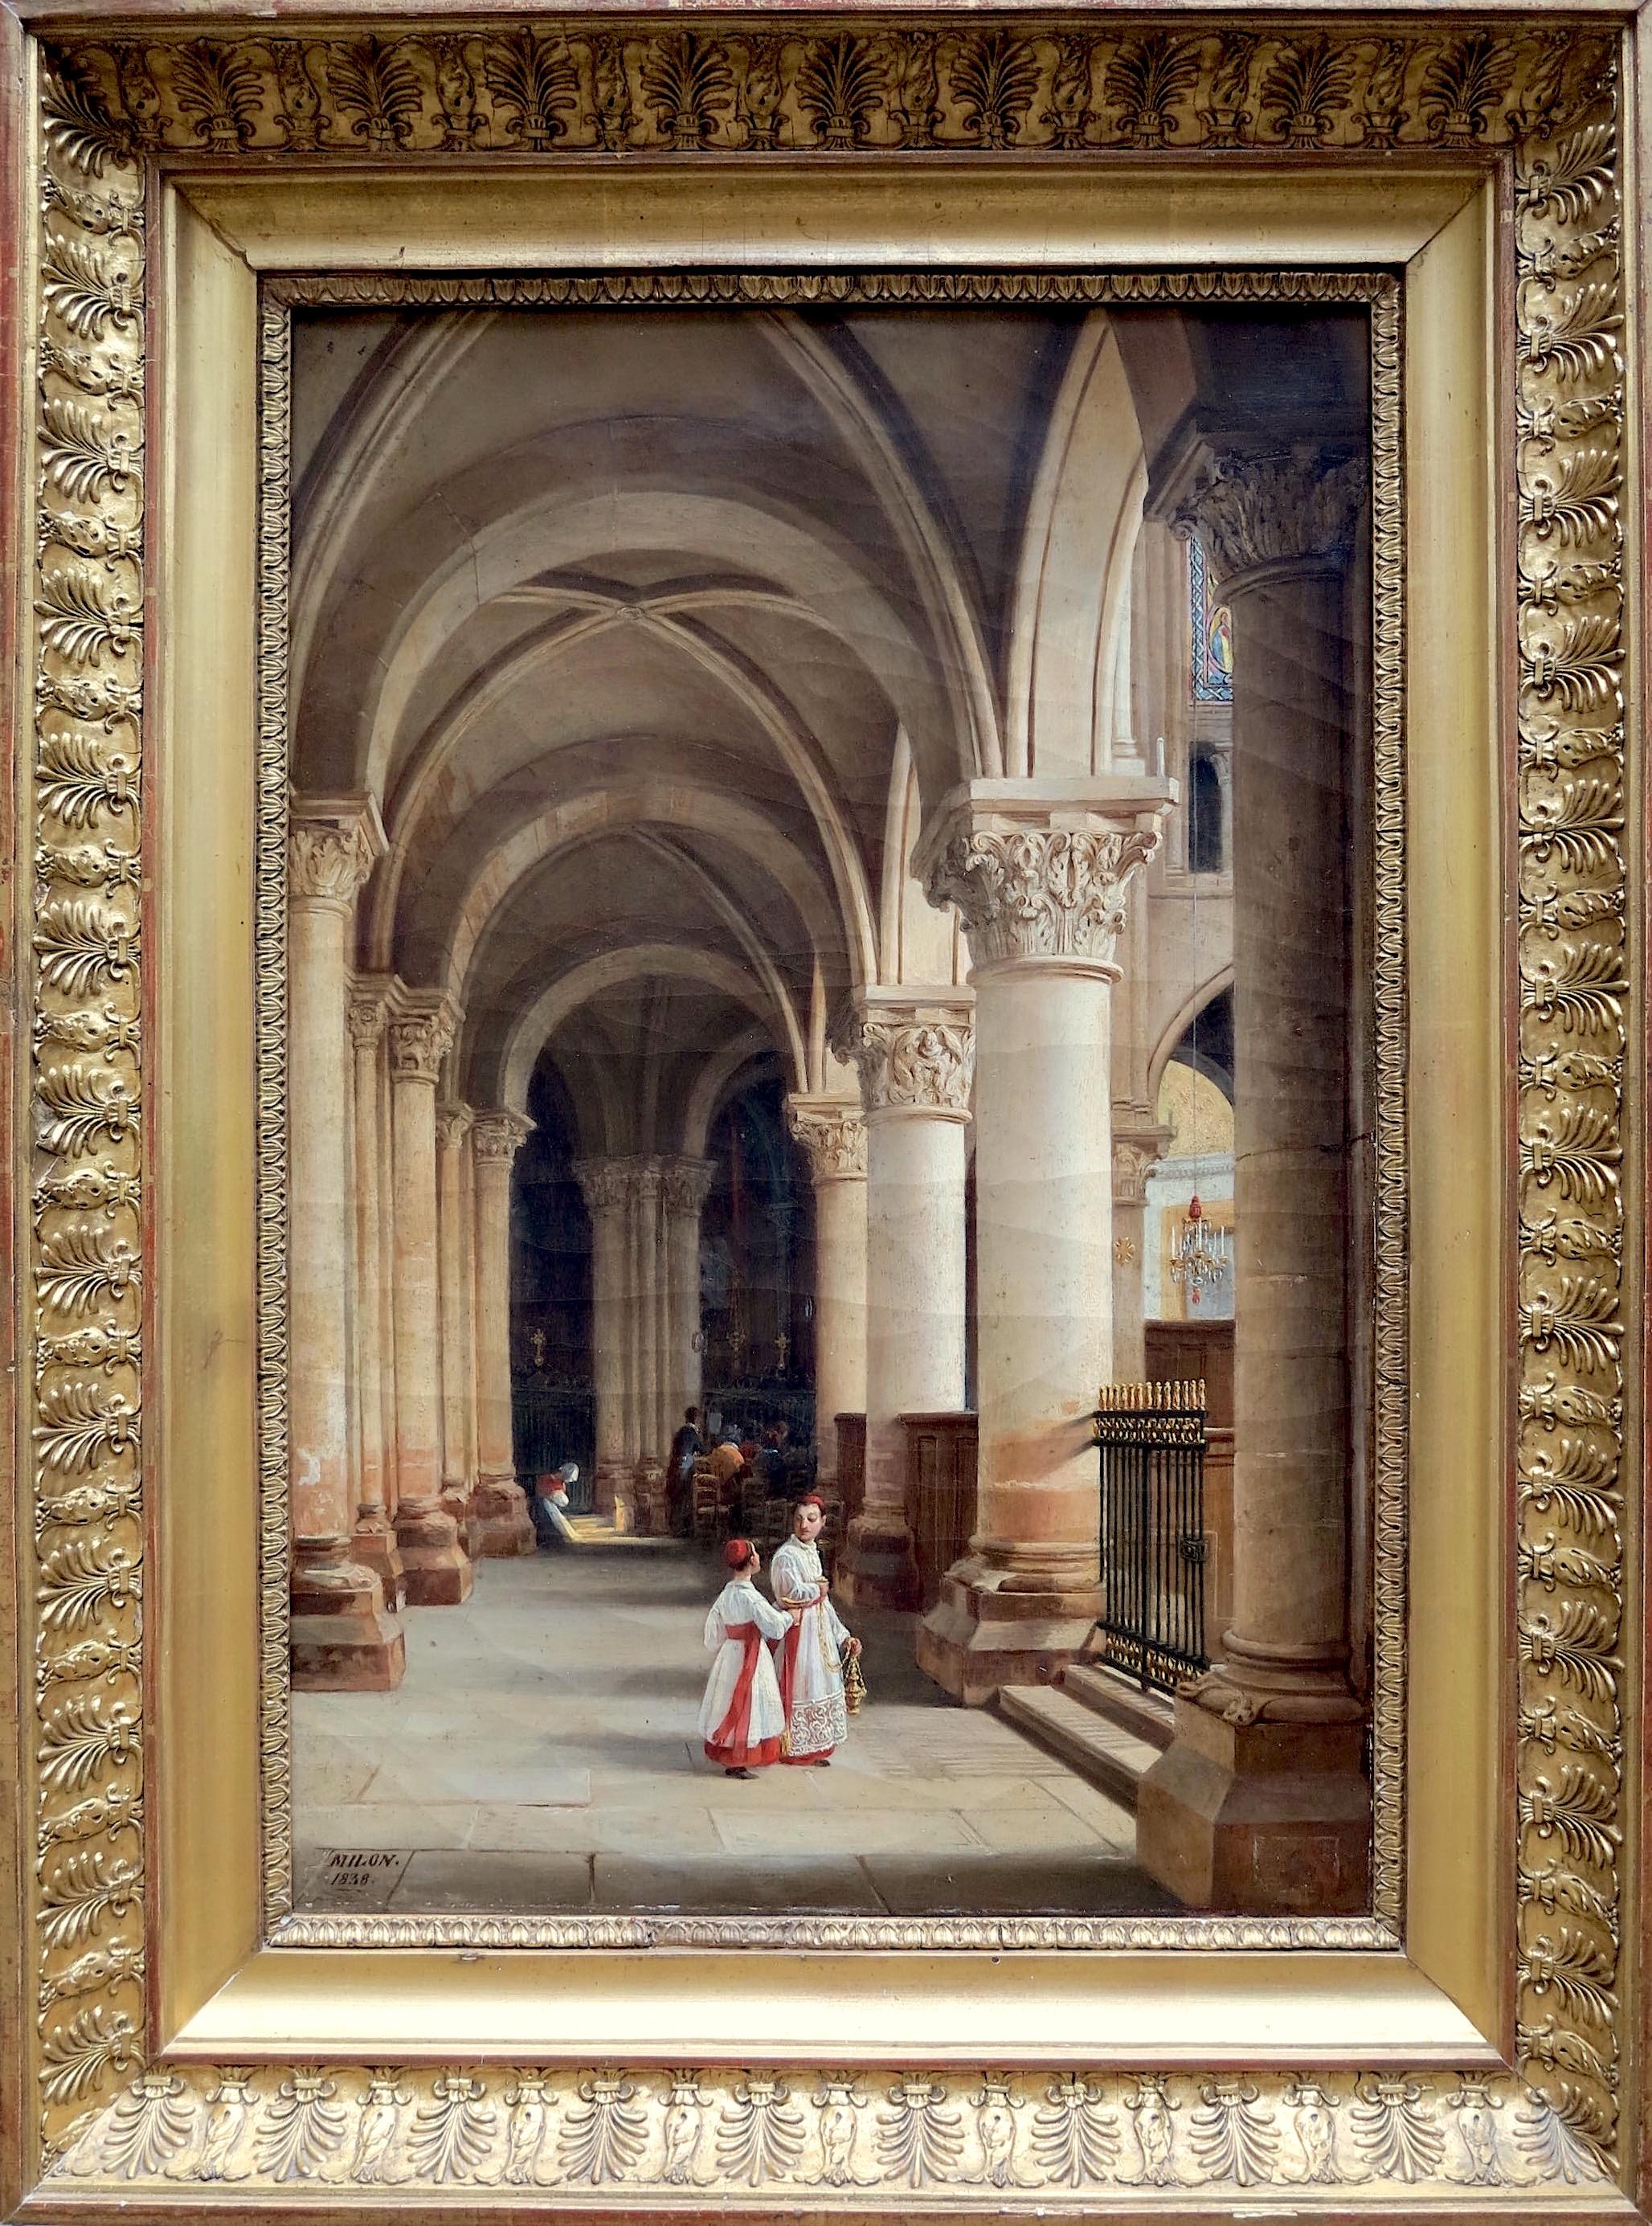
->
[[697, 1577, 791, 1763], [768, 1535, 851, 1760]]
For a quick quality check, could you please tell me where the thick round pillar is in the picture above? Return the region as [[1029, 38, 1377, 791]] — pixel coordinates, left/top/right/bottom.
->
[[287, 804, 403, 1690], [388, 997, 472, 1606], [346, 985, 404, 1609], [913, 784, 1172, 1703], [575, 1160, 630, 1517], [834, 998, 971, 1611], [661, 1156, 714, 1442], [632, 1160, 664, 1469], [436, 1103, 476, 1545], [785, 1099, 867, 1491], [470, 1110, 535, 1557], [1135, 442, 1372, 1917]]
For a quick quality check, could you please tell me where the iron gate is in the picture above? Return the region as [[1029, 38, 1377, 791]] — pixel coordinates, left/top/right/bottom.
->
[[1094, 1378, 1208, 1694]]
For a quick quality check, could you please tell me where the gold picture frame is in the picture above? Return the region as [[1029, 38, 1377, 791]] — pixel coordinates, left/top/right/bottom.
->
[[5, 6, 1643, 2216]]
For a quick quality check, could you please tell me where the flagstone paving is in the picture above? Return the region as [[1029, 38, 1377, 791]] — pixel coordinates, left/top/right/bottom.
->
[[292, 1538, 1173, 1917]]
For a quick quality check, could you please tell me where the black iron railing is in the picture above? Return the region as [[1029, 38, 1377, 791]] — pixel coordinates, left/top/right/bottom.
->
[[1094, 1378, 1208, 1695]]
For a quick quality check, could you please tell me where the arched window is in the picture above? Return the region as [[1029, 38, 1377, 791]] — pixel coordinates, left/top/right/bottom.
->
[[1188, 751, 1224, 874]]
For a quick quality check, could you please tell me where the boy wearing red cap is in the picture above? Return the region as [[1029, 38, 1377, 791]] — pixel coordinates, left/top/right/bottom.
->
[[771, 1497, 861, 1766], [698, 1540, 794, 1778]]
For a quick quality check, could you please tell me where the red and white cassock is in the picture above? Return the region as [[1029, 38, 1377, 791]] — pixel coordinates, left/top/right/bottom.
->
[[698, 1577, 791, 1769], [770, 1534, 852, 1762]]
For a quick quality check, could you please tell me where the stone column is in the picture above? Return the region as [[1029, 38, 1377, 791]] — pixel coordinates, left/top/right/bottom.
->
[[373, 1009, 400, 1520], [388, 995, 472, 1605], [628, 1160, 666, 1524], [660, 1156, 714, 1438], [833, 992, 973, 1611], [471, 1110, 536, 1557], [575, 1159, 630, 1518], [1111, 1123, 1172, 1384], [913, 780, 1174, 1704], [1135, 440, 1372, 1915], [436, 1103, 476, 1547], [785, 1096, 868, 1492], [287, 800, 403, 1689], [346, 983, 404, 1610]]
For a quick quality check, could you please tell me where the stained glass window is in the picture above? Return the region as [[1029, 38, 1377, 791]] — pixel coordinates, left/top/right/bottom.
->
[[1188, 534, 1234, 703]]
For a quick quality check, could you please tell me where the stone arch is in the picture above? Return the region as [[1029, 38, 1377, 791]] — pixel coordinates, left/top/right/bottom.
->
[[1004, 313, 1148, 780], [757, 312, 1001, 796], [361, 486, 955, 807], [1147, 964, 1237, 1106], [681, 1026, 775, 1160], [430, 778, 848, 1008], [291, 313, 499, 694], [497, 945, 800, 1118]]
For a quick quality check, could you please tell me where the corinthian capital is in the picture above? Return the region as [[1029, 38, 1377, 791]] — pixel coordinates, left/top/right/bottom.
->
[[435, 1102, 475, 1152], [834, 994, 975, 1119], [787, 1095, 867, 1182], [386, 993, 459, 1085], [1168, 442, 1368, 595], [659, 1156, 715, 1217], [914, 780, 1175, 976], [472, 1110, 534, 1168], [574, 1157, 630, 1217], [288, 794, 386, 909]]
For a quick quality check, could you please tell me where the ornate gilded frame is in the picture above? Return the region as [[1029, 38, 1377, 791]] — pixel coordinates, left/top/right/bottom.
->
[[4, 6, 1644, 2219]]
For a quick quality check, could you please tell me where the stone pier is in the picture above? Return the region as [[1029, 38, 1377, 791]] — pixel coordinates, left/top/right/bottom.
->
[[914, 782, 1174, 1704]]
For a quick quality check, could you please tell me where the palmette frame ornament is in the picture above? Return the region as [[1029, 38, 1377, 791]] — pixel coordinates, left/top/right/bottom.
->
[[14, 10, 1635, 2214]]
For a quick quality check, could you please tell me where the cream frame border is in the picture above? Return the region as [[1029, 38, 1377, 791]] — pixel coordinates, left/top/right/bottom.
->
[[258, 260, 1404, 1957], [7, 17, 1641, 2217]]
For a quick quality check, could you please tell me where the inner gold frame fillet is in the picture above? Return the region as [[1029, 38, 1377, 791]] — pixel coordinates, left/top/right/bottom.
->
[[5, 13, 1642, 2220]]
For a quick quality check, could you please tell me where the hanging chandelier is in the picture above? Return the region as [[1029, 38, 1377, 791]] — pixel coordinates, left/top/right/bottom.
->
[[1169, 1193, 1229, 1307]]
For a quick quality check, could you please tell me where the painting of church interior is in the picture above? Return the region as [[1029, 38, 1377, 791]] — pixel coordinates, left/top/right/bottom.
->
[[284, 299, 1376, 1922]]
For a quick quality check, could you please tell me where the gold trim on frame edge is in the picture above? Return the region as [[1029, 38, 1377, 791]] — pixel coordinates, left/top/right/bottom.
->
[[11, 16, 1638, 2216]]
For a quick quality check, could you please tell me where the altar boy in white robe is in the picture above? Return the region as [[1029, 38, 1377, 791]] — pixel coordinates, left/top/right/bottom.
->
[[699, 1539, 794, 1778], [770, 1496, 861, 1766]]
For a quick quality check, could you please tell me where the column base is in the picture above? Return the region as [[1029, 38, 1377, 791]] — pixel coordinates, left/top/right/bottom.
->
[[1135, 1690, 1371, 1915], [350, 1512, 407, 1611], [833, 1512, 919, 1612], [916, 1559, 1101, 1706], [395, 1501, 475, 1606], [291, 1556, 405, 1692], [469, 1473, 535, 1558], [440, 1481, 480, 1559], [593, 1459, 628, 1520]]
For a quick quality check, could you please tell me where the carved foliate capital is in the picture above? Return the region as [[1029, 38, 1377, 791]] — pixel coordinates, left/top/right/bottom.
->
[[1113, 1123, 1175, 1204], [435, 1102, 474, 1152], [288, 796, 386, 910], [837, 999, 975, 1118], [787, 1095, 867, 1181], [346, 980, 392, 1050], [386, 997, 457, 1085], [915, 784, 1175, 977], [659, 1156, 715, 1217], [573, 1157, 629, 1217], [1168, 443, 1368, 596], [472, 1110, 534, 1168]]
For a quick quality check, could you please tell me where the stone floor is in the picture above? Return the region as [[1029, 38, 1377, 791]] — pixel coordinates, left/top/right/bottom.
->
[[292, 1536, 1172, 1917]]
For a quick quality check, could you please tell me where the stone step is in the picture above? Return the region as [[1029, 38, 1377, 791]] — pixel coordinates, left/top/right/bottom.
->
[[1061, 1662, 1176, 1751], [996, 1684, 1162, 1814]]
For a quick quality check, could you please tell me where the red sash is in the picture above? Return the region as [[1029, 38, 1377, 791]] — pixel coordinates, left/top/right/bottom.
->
[[775, 1618, 801, 1724], [705, 1621, 780, 1768]]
